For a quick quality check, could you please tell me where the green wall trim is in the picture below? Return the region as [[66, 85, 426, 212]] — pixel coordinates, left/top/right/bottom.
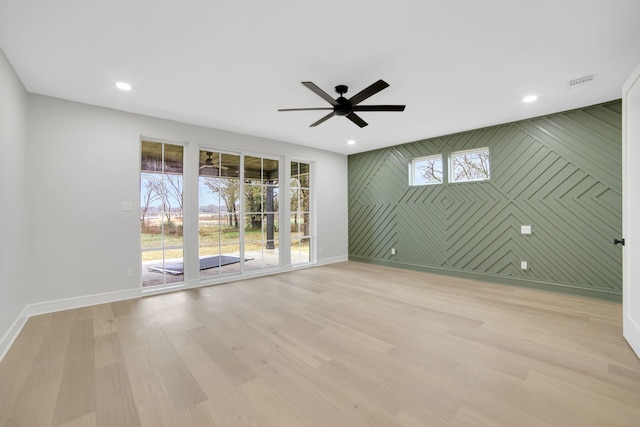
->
[[348, 101, 622, 302], [349, 256, 622, 303]]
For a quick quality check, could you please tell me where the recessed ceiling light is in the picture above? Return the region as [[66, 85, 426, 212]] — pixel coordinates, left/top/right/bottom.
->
[[116, 81, 132, 91], [522, 95, 537, 103], [347, 140, 356, 145]]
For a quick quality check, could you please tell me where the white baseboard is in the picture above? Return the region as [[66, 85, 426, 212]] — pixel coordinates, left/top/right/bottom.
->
[[0, 306, 30, 362], [316, 255, 349, 265], [27, 288, 141, 317]]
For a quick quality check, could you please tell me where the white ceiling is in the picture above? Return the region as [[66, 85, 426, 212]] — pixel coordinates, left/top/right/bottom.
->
[[1, 0, 639, 155]]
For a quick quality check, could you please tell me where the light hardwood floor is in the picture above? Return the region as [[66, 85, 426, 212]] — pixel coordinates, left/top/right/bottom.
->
[[1, 261, 639, 426]]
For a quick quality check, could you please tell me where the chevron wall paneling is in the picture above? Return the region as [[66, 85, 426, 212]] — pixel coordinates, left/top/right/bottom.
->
[[348, 101, 622, 300]]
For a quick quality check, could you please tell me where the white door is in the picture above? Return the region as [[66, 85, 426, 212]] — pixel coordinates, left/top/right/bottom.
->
[[623, 60, 640, 358]]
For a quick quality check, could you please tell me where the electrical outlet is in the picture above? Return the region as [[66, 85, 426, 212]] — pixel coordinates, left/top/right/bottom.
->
[[520, 261, 528, 270], [126, 268, 134, 278], [391, 248, 397, 256], [521, 225, 532, 235]]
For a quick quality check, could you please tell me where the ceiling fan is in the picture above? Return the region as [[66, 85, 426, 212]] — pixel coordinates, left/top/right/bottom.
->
[[200, 152, 228, 170], [278, 79, 405, 128]]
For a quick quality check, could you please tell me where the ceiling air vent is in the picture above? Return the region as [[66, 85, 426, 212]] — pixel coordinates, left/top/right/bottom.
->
[[568, 74, 595, 88]]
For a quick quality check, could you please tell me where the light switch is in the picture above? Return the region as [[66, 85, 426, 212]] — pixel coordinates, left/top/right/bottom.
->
[[521, 225, 532, 235]]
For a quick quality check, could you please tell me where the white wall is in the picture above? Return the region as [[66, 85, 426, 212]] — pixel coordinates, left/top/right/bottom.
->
[[26, 94, 348, 304], [0, 48, 29, 355]]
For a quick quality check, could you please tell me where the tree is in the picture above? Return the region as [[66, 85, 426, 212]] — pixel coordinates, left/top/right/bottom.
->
[[165, 174, 183, 214], [204, 177, 240, 228], [300, 188, 310, 237], [290, 179, 300, 228], [452, 151, 489, 181], [244, 182, 263, 230], [418, 158, 443, 183], [141, 177, 161, 224], [143, 179, 172, 222]]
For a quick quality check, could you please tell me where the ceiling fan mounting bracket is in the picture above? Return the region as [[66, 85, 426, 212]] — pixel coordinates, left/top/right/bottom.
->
[[335, 85, 348, 96]]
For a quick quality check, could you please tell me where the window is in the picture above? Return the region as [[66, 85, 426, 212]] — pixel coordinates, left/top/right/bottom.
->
[[410, 148, 490, 185], [198, 151, 241, 277], [449, 148, 490, 183], [140, 140, 184, 288], [291, 161, 311, 265], [411, 154, 443, 186]]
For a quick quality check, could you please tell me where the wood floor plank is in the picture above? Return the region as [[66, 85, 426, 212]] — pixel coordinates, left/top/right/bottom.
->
[[56, 412, 96, 427], [133, 396, 177, 427], [51, 318, 96, 426], [1, 261, 639, 426], [218, 328, 369, 427], [141, 326, 208, 413], [91, 303, 116, 338], [110, 300, 132, 318], [180, 401, 224, 427], [95, 361, 140, 427], [172, 342, 261, 426], [469, 372, 591, 426], [4, 381, 59, 427], [0, 313, 52, 426], [20, 311, 75, 393], [188, 325, 258, 386], [329, 347, 465, 420], [247, 319, 332, 368], [94, 332, 121, 369], [525, 370, 640, 423], [240, 377, 315, 427]]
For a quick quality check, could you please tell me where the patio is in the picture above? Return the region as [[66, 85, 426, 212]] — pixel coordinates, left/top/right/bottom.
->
[[141, 248, 287, 287]]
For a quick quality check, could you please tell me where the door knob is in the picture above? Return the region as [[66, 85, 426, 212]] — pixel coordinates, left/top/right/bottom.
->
[[613, 238, 625, 246]]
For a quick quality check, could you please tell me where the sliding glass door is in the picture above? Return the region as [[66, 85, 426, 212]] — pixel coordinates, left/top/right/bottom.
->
[[198, 151, 241, 277], [198, 151, 281, 276], [244, 156, 280, 271], [141, 144, 287, 286]]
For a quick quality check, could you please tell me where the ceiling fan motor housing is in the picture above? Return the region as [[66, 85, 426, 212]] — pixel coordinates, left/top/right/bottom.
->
[[335, 98, 351, 116]]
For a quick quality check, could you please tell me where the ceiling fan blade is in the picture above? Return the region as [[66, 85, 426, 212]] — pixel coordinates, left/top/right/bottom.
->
[[310, 112, 336, 127], [348, 80, 389, 106], [200, 163, 229, 170], [302, 82, 339, 106], [346, 112, 368, 128], [278, 107, 334, 111], [353, 105, 406, 112]]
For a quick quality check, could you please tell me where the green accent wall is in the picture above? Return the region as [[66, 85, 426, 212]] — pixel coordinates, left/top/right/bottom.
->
[[348, 101, 622, 301]]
